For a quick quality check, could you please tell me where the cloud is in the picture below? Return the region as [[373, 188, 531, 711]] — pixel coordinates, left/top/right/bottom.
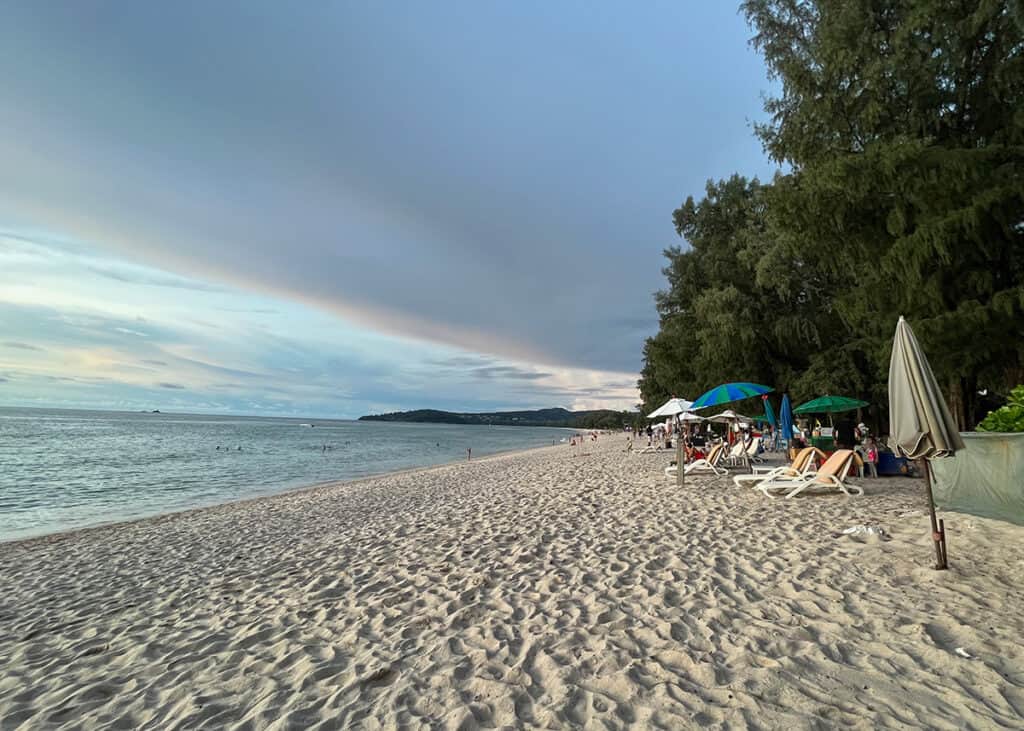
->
[[114, 327, 148, 337], [0, 289, 640, 415], [3, 341, 43, 351], [158, 382, 185, 389], [217, 307, 278, 315], [426, 355, 551, 380], [0, 377, 7, 383], [601, 380, 639, 390], [86, 264, 227, 293], [0, 3, 775, 375], [472, 365, 552, 381], [43, 374, 110, 383], [427, 355, 492, 369], [209, 382, 246, 390]]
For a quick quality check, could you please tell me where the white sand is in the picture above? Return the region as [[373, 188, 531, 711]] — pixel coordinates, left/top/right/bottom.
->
[[1, 436, 1023, 729]]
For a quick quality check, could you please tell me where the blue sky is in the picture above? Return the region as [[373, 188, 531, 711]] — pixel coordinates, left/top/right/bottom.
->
[[0, 2, 776, 417]]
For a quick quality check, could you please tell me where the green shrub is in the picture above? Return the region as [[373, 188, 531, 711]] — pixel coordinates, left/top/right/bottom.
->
[[977, 386, 1024, 433]]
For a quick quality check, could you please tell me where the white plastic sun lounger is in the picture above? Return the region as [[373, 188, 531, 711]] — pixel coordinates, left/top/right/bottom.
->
[[745, 437, 764, 464], [758, 449, 863, 498], [724, 440, 747, 466], [666, 443, 727, 478], [733, 447, 825, 488]]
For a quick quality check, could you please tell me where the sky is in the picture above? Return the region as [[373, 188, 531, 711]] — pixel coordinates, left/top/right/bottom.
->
[[0, 2, 776, 418]]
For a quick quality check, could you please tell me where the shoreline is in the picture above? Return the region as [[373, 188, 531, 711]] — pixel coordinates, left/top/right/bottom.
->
[[0, 440, 568, 550]]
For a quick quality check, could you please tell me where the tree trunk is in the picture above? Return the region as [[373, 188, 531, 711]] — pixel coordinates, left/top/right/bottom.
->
[[948, 380, 966, 431], [1006, 365, 1024, 393], [962, 375, 977, 431]]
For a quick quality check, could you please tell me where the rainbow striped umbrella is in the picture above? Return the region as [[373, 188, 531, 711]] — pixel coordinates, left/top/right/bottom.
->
[[692, 382, 773, 410]]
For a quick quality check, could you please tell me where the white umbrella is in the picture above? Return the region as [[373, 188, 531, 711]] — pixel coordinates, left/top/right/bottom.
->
[[889, 316, 966, 569], [677, 412, 706, 423], [646, 397, 695, 487], [706, 410, 754, 469], [708, 409, 752, 423], [647, 397, 694, 419]]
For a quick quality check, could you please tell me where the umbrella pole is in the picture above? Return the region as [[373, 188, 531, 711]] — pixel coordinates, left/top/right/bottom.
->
[[736, 418, 750, 472], [676, 436, 684, 488], [922, 459, 948, 570]]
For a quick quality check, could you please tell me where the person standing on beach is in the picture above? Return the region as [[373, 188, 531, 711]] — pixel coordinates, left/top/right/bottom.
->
[[863, 435, 879, 478], [835, 418, 856, 449], [467, 447, 472, 461]]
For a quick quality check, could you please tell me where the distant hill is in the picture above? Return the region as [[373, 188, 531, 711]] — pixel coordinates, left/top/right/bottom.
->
[[359, 407, 629, 429]]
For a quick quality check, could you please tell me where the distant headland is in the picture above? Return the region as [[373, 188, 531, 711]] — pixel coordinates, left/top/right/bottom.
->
[[359, 408, 627, 429]]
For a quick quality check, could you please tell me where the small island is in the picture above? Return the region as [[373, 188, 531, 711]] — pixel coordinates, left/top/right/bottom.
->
[[359, 407, 628, 429]]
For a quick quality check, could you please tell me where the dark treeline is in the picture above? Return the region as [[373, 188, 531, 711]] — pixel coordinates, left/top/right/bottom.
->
[[360, 408, 631, 429], [640, 0, 1024, 430]]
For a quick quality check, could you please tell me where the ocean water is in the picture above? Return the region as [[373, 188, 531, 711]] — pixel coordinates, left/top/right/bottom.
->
[[0, 408, 572, 542]]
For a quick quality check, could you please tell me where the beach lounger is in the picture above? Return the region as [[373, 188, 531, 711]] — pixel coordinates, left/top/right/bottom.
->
[[732, 446, 825, 488], [666, 443, 727, 478], [725, 440, 748, 466], [745, 437, 764, 464], [758, 449, 864, 498]]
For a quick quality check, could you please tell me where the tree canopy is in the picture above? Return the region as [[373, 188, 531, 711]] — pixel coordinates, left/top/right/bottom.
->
[[640, 0, 1024, 430]]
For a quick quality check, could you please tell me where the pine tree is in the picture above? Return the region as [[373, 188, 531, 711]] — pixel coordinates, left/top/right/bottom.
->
[[744, 0, 1024, 427]]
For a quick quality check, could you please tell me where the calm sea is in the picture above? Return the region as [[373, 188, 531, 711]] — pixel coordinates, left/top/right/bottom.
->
[[0, 407, 571, 542]]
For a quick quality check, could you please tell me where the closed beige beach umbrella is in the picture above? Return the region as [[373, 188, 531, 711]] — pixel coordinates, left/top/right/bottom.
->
[[889, 316, 966, 569]]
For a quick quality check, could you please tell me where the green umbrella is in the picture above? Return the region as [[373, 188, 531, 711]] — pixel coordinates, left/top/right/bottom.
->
[[793, 394, 868, 415]]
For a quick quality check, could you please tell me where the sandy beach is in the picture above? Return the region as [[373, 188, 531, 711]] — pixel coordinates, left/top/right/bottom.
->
[[2, 436, 1023, 730]]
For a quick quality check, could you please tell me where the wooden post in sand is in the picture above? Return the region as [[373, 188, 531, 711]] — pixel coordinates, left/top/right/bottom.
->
[[676, 435, 684, 488], [922, 460, 948, 570]]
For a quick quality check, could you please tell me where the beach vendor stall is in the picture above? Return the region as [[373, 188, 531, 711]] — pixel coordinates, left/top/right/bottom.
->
[[793, 395, 868, 452]]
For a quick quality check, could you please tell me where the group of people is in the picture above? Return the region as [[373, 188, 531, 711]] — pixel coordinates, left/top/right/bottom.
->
[[853, 424, 880, 478], [627, 423, 674, 451], [569, 431, 599, 448], [631, 414, 885, 478], [790, 418, 880, 478]]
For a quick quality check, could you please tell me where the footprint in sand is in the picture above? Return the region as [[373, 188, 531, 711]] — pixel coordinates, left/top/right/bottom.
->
[[361, 666, 398, 689]]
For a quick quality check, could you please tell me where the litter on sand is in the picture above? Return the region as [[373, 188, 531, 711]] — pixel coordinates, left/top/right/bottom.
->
[[842, 525, 888, 537]]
